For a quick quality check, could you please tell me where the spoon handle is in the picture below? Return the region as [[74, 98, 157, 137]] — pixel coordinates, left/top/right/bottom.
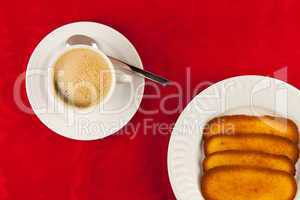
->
[[108, 56, 170, 86]]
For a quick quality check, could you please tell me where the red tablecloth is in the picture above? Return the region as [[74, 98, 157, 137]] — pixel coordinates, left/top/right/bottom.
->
[[1, 0, 300, 199]]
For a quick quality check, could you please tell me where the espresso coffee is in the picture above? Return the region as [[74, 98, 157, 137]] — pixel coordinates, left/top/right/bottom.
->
[[52, 48, 113, 108]]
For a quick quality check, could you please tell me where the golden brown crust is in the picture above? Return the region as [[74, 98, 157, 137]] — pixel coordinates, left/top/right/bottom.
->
[[203, 115, 299, 143], [204, 134, 299, 163], [201, 166, 297, 200], [203, 150, 295, 174]]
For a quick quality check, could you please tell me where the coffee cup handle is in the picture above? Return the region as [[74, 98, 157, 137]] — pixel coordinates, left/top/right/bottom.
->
[[110, 58, 133, 84], [115, 70, 132, 83]]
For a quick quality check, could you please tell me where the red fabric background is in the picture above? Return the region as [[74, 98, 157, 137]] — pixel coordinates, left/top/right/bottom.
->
[[1, 0, 300, 199]]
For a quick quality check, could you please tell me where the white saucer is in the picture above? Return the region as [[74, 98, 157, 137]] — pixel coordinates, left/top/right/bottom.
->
[[167, 75, 300, 200], [26, 22, 144, 140]]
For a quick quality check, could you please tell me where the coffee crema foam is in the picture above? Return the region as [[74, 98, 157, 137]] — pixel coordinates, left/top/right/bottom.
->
[[52, 48, 112, 108]]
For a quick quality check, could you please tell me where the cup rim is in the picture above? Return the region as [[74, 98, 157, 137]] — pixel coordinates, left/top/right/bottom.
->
[[47, 44, 117, 111]]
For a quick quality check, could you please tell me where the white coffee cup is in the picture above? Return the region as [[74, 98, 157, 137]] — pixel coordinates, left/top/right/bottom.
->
[[47, 44, 131, 112]]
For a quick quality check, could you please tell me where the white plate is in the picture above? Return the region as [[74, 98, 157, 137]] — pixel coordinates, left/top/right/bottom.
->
[[168, 75, 300, 200], [26, 22, 144, 140]]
